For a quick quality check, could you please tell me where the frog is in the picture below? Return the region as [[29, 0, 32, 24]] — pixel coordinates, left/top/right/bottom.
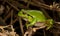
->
[[18, 9, 54, 30]]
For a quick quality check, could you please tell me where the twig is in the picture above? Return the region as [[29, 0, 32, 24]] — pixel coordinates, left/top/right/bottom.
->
[[20, 0, 60, 12], [9, 17, 18, 25], [19, 17, 24, 36], [4, 6, 12, 16], [24, 27, 33, 36], [2, 0, 6, 4], [43, 29, 46, 36], [0, 17, 6, 26], [26, 0, 31, 9], [11, 10, 13, 25], [6, 1, 19, 11], [4, 12, 11, 21]]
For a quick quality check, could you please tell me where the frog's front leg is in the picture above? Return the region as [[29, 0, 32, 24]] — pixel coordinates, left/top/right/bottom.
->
[[26, 18, 36, 29]]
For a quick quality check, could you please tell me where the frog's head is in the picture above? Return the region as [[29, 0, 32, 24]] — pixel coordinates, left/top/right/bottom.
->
[[46, 19, 54, 30], [18, 9, 33, 22]]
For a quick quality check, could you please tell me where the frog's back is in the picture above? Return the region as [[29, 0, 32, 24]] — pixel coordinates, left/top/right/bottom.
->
[[26, 10, 47, 22]]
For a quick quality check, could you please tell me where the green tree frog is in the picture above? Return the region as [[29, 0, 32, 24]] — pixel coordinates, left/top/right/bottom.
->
[[18, 9, 54, 30]]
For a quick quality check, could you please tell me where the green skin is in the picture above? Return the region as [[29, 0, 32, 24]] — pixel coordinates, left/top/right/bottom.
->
[[18, 9, 54, 30]]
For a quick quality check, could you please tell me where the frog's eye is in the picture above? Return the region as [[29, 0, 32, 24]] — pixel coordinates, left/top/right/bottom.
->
[[27, 14, 33, 18], [23, 11, 30, 15], [22, 12, 26, 14]]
